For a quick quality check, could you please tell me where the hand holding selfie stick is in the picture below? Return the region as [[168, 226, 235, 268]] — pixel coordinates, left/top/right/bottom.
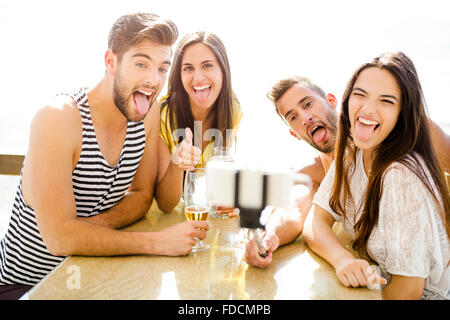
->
[[206, 163, 295, 258]]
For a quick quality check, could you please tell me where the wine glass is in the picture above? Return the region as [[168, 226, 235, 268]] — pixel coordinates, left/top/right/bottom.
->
[[183, 168, 210, 252]]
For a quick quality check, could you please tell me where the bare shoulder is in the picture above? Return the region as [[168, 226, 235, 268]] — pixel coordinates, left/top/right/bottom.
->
[[22, 95, 83, 205], [32, 95, 81, 132], [29, 95, 82, 152], [429, 120, 450, 172], [430, 120, 450, 146], [297, 155, 326, 187]]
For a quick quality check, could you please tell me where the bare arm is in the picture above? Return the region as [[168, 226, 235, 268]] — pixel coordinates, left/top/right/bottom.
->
[[266, 207, 306, 245], [155, 128, 201, 213], [271, 155, 327, 245], [244, 205, 309, 269], [303, 204, 386, 288], [244, 157, 323, 268], [430, 119, 450, 172], [265, 177, 317, 246], [24, 102, 208, 257], [270, 163, 324, 245], [154, 138, 185, 213], [303, 204, 354, 267], [382, 275, 425, 300]]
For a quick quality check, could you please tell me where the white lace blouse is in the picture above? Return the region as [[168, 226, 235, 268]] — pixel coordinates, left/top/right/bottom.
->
[[313, 150, 449, 299]]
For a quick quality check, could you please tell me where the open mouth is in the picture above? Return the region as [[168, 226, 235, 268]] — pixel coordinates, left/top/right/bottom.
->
[[310, 124, 327, 144], [354, 116, 380, 142], [133, 89, 153, 115], [193, 84, 211, 102]]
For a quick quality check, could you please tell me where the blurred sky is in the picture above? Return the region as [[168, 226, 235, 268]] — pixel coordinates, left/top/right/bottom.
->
[[0, 0, 449, 169]]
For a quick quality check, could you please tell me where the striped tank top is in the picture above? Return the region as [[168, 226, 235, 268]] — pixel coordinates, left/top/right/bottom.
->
[[0, 88, 146, 286]]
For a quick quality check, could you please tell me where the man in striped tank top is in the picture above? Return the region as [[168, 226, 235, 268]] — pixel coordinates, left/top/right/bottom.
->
[[0, 13, 208, 299]]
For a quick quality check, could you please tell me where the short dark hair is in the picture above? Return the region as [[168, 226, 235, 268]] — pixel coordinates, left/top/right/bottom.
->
[[267, 76, 326, 119], [108, 13, 178, 60]]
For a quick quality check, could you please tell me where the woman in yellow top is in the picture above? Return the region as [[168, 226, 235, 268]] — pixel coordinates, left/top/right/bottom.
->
[[156, 31, 243, 213]]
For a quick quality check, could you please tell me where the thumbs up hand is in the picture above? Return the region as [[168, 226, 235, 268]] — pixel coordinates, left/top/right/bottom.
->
[[171, 127, 202, 171]]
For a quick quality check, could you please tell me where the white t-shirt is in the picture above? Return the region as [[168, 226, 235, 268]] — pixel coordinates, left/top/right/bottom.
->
[[313, 150, 450, 299]]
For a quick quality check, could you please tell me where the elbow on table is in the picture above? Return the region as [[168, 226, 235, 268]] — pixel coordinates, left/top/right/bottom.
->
[[44, 237, 72, 257], [141, 195, 154, 214], [302, 222, 323, 252], [278, 218, 304, 245], [41, 223, 78, 257], [302, 228, 314, 246], [156, 199, 177, 214], [46, 246, 69, 257], [301, 214, 314, 245], [154, 186, 181, 214]]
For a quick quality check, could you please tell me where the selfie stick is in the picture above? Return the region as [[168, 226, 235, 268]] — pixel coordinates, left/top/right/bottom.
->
[[233, 171, 268, 257]]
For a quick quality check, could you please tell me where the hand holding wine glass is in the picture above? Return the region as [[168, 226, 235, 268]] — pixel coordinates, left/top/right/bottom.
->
[[152, 221, 209, 256]]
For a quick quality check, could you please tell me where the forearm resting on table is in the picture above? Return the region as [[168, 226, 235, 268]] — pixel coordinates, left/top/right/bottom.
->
[[303, 207, 354, 268], [78, 190, 153, 229], [265, 183, 314, 246], [39, 216, 157, 257], [155, 161, 184, 213], [266, 208, 305, 246]]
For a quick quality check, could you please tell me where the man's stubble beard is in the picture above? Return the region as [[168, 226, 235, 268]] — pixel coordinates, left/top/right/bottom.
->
[[112, 71, 155, 122], [310, 110, 338, 154]]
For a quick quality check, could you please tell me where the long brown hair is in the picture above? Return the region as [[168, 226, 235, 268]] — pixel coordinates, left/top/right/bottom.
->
[[160, 31, 239, 149], [330, 51, 450, 255]]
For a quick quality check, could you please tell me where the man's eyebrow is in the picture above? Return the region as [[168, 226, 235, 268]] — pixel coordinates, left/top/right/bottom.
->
[[283, 96, 313, 119], [132, 53, 152, 60], [132, 53, 171, 65], [298, 96, 312, 106], [353, 87, 399, 101], [284, 109, 294, 119]]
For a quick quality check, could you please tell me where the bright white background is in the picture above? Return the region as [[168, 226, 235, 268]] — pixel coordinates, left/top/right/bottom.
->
[[0, 0, 449, 170]]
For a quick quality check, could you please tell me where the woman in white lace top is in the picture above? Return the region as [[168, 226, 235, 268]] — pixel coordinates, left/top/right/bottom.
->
[[303, 51, 450, 300]]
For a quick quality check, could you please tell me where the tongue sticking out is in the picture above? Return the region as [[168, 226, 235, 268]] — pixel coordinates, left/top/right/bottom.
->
[[195, 88, 210, 102], [312, 127, 327, 144], [355, 121, 377, 142], [134, 92, 150, 115]]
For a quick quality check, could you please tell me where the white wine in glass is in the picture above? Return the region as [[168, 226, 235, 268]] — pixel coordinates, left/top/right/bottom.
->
[[185, 205, 209, 223], [183, 169, 210, 252]]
